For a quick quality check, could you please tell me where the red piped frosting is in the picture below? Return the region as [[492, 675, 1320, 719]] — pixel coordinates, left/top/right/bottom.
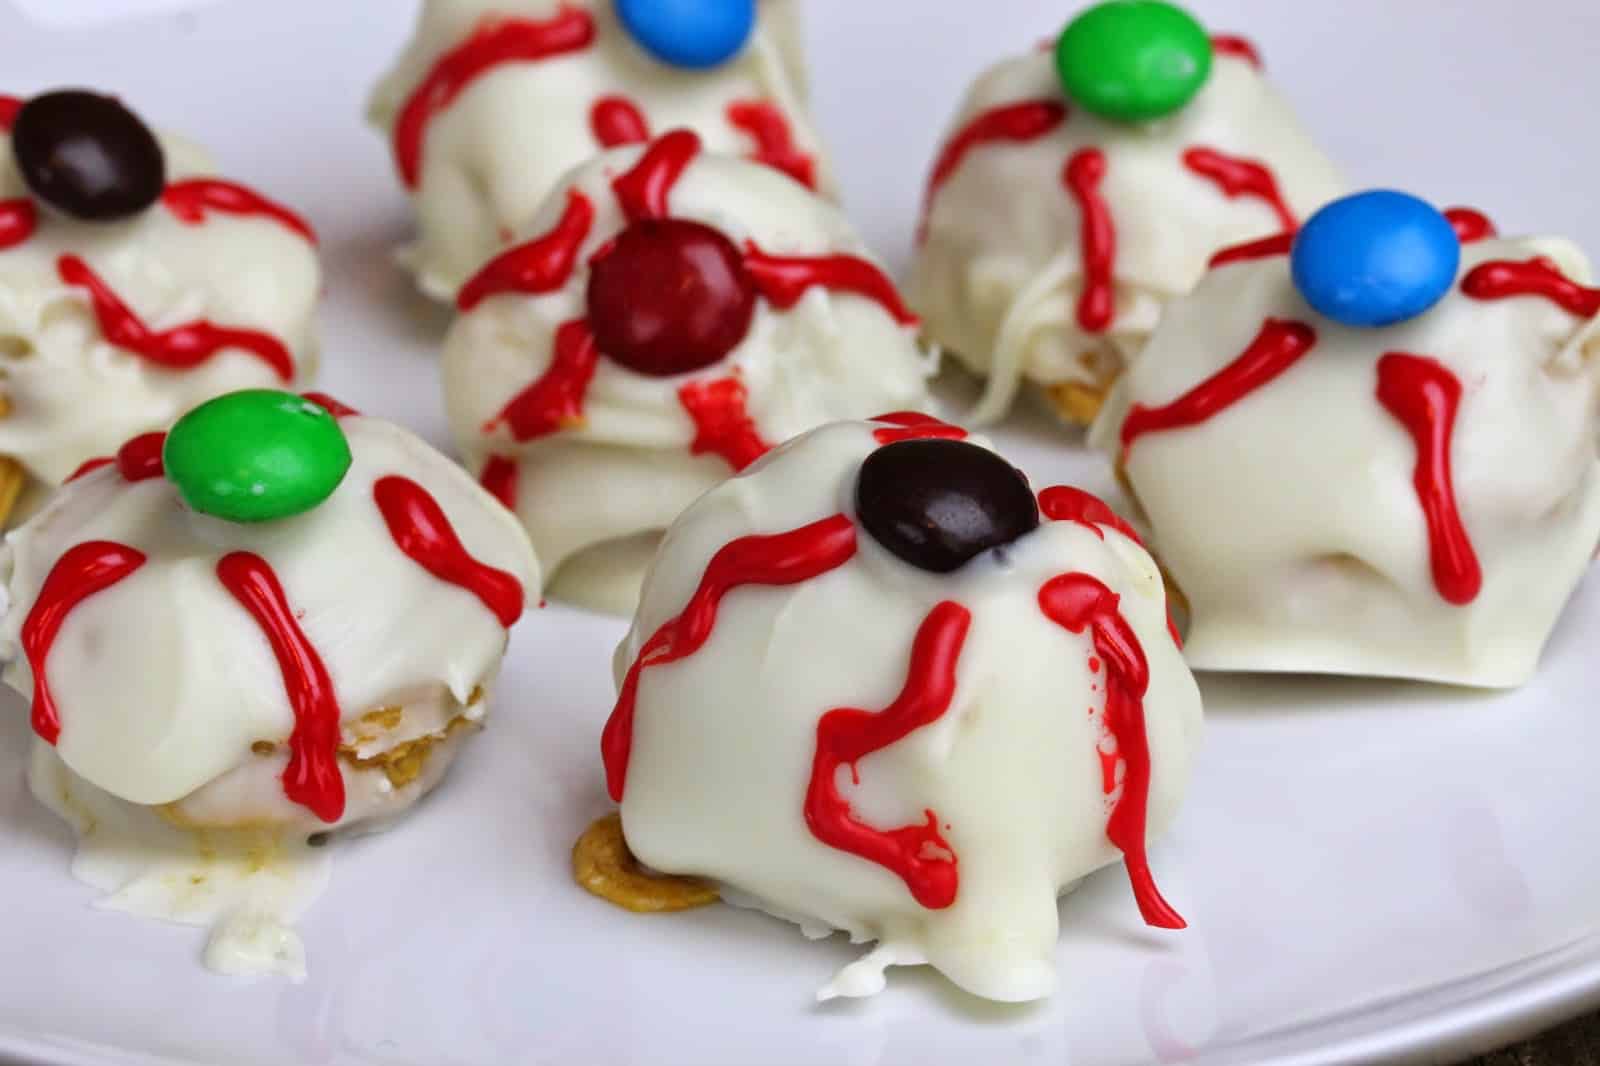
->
[[161, 180, 317, 244], [58, 254, 295, 381], [612, 129, 700, 222], [602, 515, 858, 799], [217, 551, 346, 823], [870, 411, 968, 445], [301, 392, 361, 419], [22, 541, 148, 745], [392, 8, 597, 188], [0, 199, 36, 251], [1208, 231, 1294, 269], [1444, 207, 1496, 244], [805, 601, 968, 909], [1210, 34, 1262, 68], [479, 455, 518, 511], [678, 376, 770, 472], [373, 475, 525, 625], [457, 188, 594, 311], [1121, 319, 1317, 456], [1039, 572, 1184, 930], [1063, 148, 1116, 334], [485, 318, 599, 441], [919, 100, 1067, 241], [1375, 353, 1482, 605], [1181, 147, 1296, 232], [744, 243, 919, 326], [726, 100, 817, 190], [1039, 485, 1143, 546], [590, 95, 650, 148], [0, 95, 20, 130], [116, 431, 167, 482], [1461, 257, 1600, 319]]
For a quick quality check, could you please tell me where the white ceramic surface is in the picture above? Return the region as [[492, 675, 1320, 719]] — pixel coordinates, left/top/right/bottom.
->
[[2, 1, 1600, 1064]]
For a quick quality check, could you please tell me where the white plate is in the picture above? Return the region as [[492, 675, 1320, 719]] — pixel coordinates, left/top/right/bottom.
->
[[2, 1, 1600, 1063]]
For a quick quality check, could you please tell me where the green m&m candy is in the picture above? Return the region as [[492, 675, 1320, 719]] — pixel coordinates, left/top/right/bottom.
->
[[1056, 1, 1213, 123], [164, 389, 352, 522]]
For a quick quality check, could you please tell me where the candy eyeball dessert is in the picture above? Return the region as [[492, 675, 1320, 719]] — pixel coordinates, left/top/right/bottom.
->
[[0, 390, 538, 978], [908, 0, 1346, 425], [369, 0, 825, 301], [1097, 190, 1600, 687], [573, 414, 1202, 1003], [0, 89, 321, 525], [443, 131, 935, 615]]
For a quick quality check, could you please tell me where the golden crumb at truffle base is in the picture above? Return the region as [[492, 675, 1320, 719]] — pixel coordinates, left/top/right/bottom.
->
[[0, 455, 27, 530], [573, 812, 719, 914], [1045, 380, 1111, 426]]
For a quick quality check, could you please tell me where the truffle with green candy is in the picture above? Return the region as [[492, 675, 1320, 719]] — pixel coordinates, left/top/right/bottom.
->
[[163, 389, 352, 522], [1055, 0, 1213, 122]]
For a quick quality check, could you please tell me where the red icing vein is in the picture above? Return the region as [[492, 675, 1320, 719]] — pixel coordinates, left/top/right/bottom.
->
[[0, 199, 36, 251], [744, 242, 919, 325], [1064, 148, 1116, 333], [602, 515, 858, 799], [1375, 353, 1482, 606], [1207, 231, 1293, 269], [116, 431, 167, 481], [0, 95, 20, 130], [393, 8, 597, 187], [1121, 319, 1317, 456], [590, 95, 650, 147], [1461, 257, 1600, 318], [1444, 207, 1496, 244], [161, 179, 317, 244], [805, 601, 967, 909], [457, 188, 594, 310], [919, 100, 1067, 240], [58, 254, 295, 381], [870, 411, 968, 445], [479, 455, 519, 512], [1210, 35, 1262, 68], [1039, 572, 1184, 930], [1181, 147, 1296, 232], [1039, 485, 1142, 546], [217, 552, 345, 823], [678, 376, 770, 471], [22, 541, 148, 744], [726, 100, 817, 190], [301, 392, 361, 419], [613, 129, 700, 222], [374, 475, 524, 625], [485, 318, 599, 441]]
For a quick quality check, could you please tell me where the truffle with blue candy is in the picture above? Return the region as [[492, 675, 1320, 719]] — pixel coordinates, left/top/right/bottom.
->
[[1096, 190, 1600, 687], [909, 0, 1347, 427], [0, 388, 540, 978], [368, 0, 827, 302]]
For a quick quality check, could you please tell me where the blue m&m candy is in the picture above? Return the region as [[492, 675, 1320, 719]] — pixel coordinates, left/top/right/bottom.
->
[[1289, 190, 1461, 328], [616, 0, 756, 69]]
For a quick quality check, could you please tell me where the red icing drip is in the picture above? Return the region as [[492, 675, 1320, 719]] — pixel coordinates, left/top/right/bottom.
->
[[1207, 231, 1293, 269], [1039, 485, 1143, 546], [0, 199, 36, 250], [66, 457, 113, 483], [0, 95, 20, 131], [301, 392, 360, 419], [373, 475, 525, 626], [217, 552, 345, 823], [612, 129, 700, 222], [457, 188, 594, 310], [22, 541, 147, 744], [1460, 257, 1600, 318], [805, 601, 968, 909], [1375, 353, 1482, 606], [1039, 573, 1184, 930], [116, 431, 166, 482], [1210, 34, 1262, 68], [678, 376, 770, 471], [484, 318, 599, 441], [1181, 147, 1296, 232], [57, 254, 294, 381], [161, 179, 317, 244], [870, 411, 968, 445], [590, 95, 650, 147], [392, 8, 597, 187], [1064, 148, 1116, 333], [726, 100, 817, 189], [1444, 207, 1496, 244], [601, 514, 858, 799], [919, 100, 1067, 241], [743, 242, 919, 326], [479, 455, 518, 511], [1121, 319, 1317, 455]]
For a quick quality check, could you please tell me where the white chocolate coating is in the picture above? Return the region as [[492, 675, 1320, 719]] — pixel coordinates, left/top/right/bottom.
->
[[908, 42, 1345, 422], [0, 407, 539, 976], [0, 128, 321, 490], [443, 145, 936, 614], [615, 421, 1202, 1002], [369, 0, 827, 301], [1096, 236, 1600, 688]]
